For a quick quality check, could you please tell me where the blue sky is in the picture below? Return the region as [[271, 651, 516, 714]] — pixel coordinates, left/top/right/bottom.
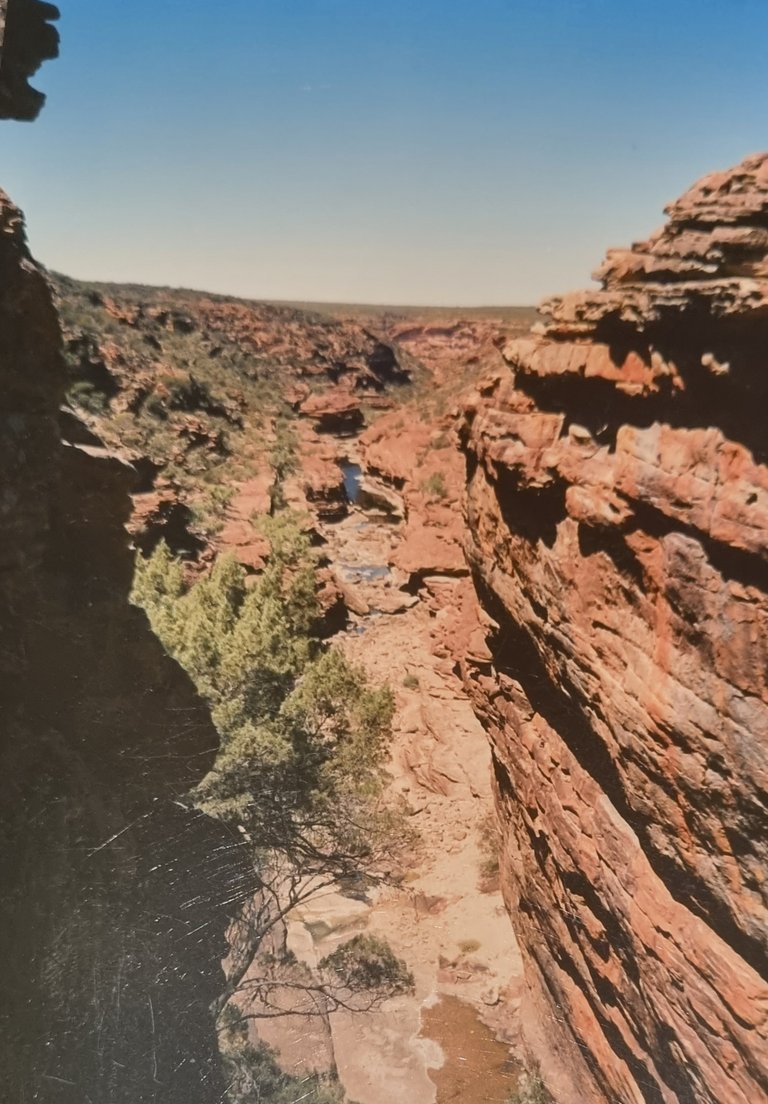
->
[[3, 0, 768, 304]]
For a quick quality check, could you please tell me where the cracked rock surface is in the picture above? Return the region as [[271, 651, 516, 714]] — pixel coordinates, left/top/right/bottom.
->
[[458, 152, 768, 1104]]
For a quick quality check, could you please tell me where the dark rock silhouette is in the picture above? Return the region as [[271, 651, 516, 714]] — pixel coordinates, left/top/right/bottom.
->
[[0, 190, 251, 1102], [0, 0, 60, 120]]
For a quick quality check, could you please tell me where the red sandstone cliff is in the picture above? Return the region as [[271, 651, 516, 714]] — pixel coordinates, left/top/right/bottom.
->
[[459, 153, 768, 1104]]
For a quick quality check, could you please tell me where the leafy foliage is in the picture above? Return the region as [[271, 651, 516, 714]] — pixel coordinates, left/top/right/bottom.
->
[[457, 939, 481, 955], [160, 373, 222, 414], [421, 471, 448, 499], [226, 923, 413, 1024], [132, 512, 405, 1026], [133, 515, 395, 832], [53, 275, 278, 493], [66, 378, 110, 414], [320, 935, 414, 997]]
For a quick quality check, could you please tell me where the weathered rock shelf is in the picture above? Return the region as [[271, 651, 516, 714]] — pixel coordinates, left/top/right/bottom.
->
[[459, 152, 768, 1104]]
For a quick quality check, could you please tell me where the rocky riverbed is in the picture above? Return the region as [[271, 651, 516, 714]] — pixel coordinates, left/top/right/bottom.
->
[[255, 472, 524, 1104]]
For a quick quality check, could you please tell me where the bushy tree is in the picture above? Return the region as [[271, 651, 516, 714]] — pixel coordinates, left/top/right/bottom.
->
[[319, 935, 414, 1000], [132, 512, 405, 1033], [133, 517, 395, 847]]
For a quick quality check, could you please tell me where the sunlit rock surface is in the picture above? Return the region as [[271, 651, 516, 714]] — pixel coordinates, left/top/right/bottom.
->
[[459, 153, 768, 1104]]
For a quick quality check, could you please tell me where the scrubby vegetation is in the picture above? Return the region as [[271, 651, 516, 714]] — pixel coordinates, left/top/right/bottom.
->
[[133, 509, 400, 884], [506, 1064, 553, 1104], [220, 1008, 348, 1104], [132, 512, 411, 1098], [458, 938, 481, 955], [135, 515, 393, 814], [421, 471, 448, 499], [268, 417, 299, 512], [54, 276, 297, 501], [56, 271, 418, 1097], [320, 934, 414, 997], [66, 377, 110, 414]]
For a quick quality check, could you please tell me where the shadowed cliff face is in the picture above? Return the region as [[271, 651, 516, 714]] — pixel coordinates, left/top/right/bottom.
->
[[459, 153, 768, 1104], [0, 0, 60, 120], [0, 194, 251, 1099]]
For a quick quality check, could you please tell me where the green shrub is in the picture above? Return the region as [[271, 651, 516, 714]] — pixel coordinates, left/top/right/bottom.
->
[[320, 934, 414, 998], [144, 391, 167, 419], [132, 513, 396, 852], [189, 484, 236, 535], [66, 379, 109, 415], [269, 417, 299, 511], [421, 471, 448, 499], [133, 518, 407, 1036], [458, 938, 481, 955], [402, 673, 419, 690], [161, 373, 217, 413]]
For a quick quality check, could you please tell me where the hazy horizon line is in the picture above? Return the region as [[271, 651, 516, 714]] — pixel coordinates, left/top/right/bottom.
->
[[52, 268, 542, 314]]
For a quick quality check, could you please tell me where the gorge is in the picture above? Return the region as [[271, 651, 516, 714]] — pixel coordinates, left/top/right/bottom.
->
[[2, 8, 768, 1101]]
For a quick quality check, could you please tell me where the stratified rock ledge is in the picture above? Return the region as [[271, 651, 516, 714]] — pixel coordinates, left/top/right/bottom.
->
[[459, 153, 768, 1104]]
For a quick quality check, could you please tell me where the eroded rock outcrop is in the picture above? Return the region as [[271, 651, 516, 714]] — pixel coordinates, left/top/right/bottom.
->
[[0, 0, 60, 120], [459, 153, 768, 1104], [0, 194, 250, 1100]]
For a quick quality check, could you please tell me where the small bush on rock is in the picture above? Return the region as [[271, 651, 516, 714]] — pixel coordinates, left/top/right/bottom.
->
[[421, 471, 448, 499], [507, 1064, 553, 1104], [220, 1007, 348, 1104]]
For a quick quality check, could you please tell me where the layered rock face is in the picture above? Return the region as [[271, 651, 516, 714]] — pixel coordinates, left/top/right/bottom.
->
[[0, 195, 250, 1099], [459, 154, 768, 1103]]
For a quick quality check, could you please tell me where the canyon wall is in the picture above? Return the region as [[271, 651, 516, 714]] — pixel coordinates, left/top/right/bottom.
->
[[0, 40, 251, 1094], [459, 153, 768, 1104]]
